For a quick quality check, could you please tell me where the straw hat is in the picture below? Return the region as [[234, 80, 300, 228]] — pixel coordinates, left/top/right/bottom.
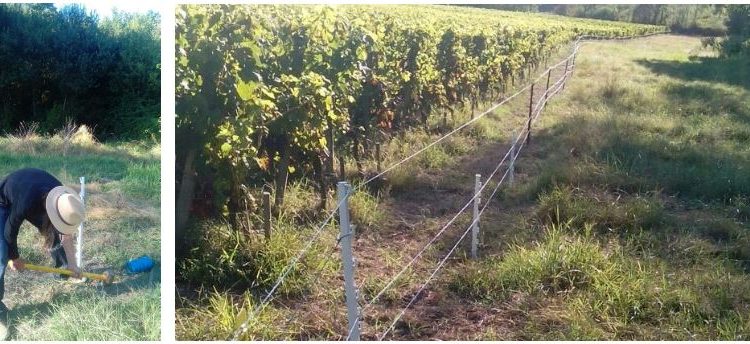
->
[[45, 186, 85, 235]]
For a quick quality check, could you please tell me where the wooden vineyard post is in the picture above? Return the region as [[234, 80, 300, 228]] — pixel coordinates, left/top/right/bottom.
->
[[337, 182, 360, 341], [562, 58, 570, 91], [327, 126, 335, 176], [544, 69, 552, 103], [527, 65, 531, 81], [471, 174, 481, 259], [471, 100, 476, 120], [339, 155, 346, 182], [375, 143, 382, 174], [326, 126, 336, 198], [526, 83, 534, 145], [263, 191, 271, 240]]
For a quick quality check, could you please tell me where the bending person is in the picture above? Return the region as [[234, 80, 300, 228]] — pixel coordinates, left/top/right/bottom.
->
[[0, 168, 84, 339]]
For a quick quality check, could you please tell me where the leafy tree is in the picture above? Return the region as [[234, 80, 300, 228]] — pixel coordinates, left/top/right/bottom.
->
[[0, 3, 160, 139], [721, 5, 750, 56]]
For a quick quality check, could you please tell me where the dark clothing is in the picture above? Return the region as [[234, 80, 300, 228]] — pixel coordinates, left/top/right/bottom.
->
[[0, 169, 69, 302], [0, 168, 62, 259], [0, 206, 9, 301]]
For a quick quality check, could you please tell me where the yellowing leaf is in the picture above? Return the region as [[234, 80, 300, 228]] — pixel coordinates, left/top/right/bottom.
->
[[220, 142, 232, 154], [235, 79, 258, 101]]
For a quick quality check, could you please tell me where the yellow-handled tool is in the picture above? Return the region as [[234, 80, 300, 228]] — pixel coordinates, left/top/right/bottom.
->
[[23, 264, 114, 284]]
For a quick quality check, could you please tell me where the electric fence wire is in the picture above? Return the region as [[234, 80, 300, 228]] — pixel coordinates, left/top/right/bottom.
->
[[231, 31, 663, 341], [359, 32, 664, 340], [345, 49, 576, 340], [378, 70, 556, 340], [230, 190, 350, 340], [231, 65, 539, 341]]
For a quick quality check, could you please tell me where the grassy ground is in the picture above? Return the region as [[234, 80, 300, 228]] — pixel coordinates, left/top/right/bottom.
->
[[0, 126, 161, 340], [176, 35, 750, 340]]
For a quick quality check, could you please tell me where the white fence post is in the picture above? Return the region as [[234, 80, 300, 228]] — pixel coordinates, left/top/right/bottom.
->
[[76, 176, 85, 269], [471, 174, 481, 259], [337, 182, 360, 340]]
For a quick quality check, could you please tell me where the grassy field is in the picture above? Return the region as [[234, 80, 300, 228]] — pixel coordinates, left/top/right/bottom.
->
[[176, 35, 749, 340], [0, 126, 160, 340]]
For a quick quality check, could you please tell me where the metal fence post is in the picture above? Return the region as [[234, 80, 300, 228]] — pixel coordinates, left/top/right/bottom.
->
[[76, 176, 85, 269], [471, 174, 481, 259], [337, 182, 359, 340]]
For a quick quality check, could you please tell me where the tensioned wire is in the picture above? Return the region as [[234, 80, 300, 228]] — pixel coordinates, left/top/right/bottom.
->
[[345, 54, 573, 340], [230, 31, 663, 340], [377, 65, 565, 339]]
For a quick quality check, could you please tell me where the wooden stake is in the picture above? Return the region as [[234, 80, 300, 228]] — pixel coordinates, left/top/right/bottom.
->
[[562, 58, 570, 91], [263, 191, 271, 240], [544, 69, 552, 102], [375, 143, 382, 174], [327, 126, 335, 177], [339, 155, 346, 181]]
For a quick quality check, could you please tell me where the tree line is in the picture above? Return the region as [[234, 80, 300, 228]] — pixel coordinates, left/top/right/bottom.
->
[[721, 5, 750, 56], [0, 3, 160, 140], [464, 5, 728, 36]]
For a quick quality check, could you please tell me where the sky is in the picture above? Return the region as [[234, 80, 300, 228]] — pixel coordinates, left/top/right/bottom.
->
[[52, 1, 160, 17]]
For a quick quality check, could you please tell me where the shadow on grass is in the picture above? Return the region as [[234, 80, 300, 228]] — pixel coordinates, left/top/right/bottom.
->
[[526, 113, 750, 204], [10, 297, 59, 339], [636, 56, 750, 91], [601, 136, 750, 201], [662, 82, 750, 127]]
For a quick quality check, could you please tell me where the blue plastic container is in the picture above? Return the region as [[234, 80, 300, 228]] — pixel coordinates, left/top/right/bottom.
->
[[125, 255, 155, 274]]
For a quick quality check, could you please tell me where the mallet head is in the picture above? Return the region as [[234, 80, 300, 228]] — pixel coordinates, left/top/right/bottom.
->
[[102, 270, 114, 284]]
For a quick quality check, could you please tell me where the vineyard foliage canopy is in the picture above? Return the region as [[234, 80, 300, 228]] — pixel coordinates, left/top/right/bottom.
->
[[175, 5, 664, 216]]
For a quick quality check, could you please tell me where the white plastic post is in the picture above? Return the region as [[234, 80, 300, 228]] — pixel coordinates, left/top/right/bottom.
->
[[337, 182, 360, 340], [76, 176, 85, 269], [509, 134, 518, 186], [471, 174, 481, 259]]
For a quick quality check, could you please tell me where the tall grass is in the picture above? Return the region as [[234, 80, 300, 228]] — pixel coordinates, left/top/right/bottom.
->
[[451, 223, 750, 339], [178, 218, 337, 295], [176, 290, 296, 340], [13, 285, 161, 340]]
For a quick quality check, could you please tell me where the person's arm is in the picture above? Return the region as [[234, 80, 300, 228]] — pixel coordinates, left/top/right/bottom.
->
[[60, 234, 80, 278], [5, 210, 24, 271]]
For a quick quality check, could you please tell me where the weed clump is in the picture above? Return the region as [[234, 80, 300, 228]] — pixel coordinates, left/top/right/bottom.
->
[[450, 225, 609, 301], [349, 190, 384, 231], [178, 219, 335, 296], [176, 290, 294, 340], [452, 224, 750, 339], [536, 186, 664, 234]]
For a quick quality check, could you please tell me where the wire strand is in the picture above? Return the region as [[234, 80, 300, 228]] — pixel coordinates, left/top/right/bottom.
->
[[378, 135, 519, 340], [346, 50, 574, 340], [230, 190, 349, 340], [354, 82, 534, 190]]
